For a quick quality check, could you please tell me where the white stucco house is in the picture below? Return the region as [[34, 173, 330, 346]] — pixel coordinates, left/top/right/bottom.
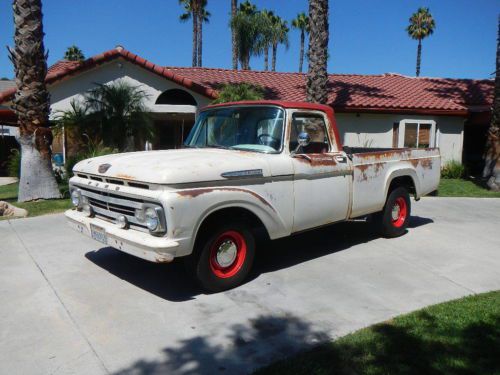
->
[[0, 46, 493, 174]]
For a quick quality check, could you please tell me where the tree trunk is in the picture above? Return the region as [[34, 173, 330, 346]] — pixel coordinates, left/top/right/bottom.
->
[[192, 9, 198, 67], [10, 0, 60, 202], [306, 0, 329, 104], [231, 0, 238, 70], [299, 30, 305, 73], [264, 47, 269, 71], [197, 12, 203, 67], [272, 43, 277, 71], [482, 15, 500, 191], [416, 39, 422, 77]]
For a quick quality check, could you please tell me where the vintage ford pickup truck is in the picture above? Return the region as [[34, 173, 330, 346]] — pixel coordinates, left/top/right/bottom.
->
[[66, 101, 440, 291]]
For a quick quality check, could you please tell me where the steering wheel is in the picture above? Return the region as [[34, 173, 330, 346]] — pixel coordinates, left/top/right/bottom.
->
[[258, 133, 280, 149]]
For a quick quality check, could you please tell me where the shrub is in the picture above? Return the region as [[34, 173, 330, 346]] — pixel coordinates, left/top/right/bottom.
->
[[7, 149, 20, 178], [441, 160, 465, 179], [65, 140, 117, 178]]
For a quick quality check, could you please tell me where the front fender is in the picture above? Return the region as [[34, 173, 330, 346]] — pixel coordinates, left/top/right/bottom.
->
[[166, 187, 289, 256]]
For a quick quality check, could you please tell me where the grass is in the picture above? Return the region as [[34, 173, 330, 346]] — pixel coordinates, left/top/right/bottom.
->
[[437, 178, 500, 198], [256, 291, 500, 375], [0, 182, 71, 219]]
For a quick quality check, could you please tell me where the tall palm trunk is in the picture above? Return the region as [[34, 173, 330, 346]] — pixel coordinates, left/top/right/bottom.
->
[[264, 48, 269, 71], [299, 30, 305, 73], [483, 15, 500, 191], [197, 11, 203, 67], [192, 8, 198, 67], [306, 0, 329, 103], [416, 39, 422, 77], [231, 0, 238, 69], [272, 43, 277, 71], [9, 0, 60, 202]]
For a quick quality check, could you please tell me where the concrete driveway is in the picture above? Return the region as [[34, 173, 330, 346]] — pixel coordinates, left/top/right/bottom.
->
[[1, 197, 500, 375]]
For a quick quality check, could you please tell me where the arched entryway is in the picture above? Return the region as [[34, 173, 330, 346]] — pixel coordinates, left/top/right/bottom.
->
[[152, 89, 198, 150]]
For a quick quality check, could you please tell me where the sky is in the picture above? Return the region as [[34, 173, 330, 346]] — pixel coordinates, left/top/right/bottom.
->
[[0, 0, 498, 80]]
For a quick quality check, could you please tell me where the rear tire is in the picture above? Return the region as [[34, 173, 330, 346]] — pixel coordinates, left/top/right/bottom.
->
[[376, 186, 411, 238], [185, 221, 255, 292]]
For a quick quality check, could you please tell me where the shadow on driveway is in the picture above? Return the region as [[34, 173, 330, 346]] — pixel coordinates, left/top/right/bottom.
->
[[85, 216, 433, 302]]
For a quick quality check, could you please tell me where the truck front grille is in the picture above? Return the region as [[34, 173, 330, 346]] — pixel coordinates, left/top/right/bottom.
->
[[77, 185, 151, 232]]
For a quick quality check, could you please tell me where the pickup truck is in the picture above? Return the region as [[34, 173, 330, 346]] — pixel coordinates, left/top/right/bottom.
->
[[66, 101, 440, 292]]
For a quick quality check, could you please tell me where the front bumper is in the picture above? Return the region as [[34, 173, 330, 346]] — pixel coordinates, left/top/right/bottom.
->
[[65, 209, 178, 263]]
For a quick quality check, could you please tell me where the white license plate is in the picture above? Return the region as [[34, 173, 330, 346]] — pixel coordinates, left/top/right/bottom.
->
[[90, 224, 107, 245]]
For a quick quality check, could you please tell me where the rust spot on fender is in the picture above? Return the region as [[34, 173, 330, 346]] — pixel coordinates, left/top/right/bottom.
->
[[354, 162, 385, 182], [177, 187, 276, 211], [409, 158, 433, 170], [295, 154, 337, 167]]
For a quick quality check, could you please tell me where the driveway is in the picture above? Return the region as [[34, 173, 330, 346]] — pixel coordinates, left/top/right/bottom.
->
[[1, 198, 500, 375]]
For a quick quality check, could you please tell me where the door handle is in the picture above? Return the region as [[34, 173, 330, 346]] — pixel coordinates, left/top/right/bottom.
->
[[335, 155, 347, 163]]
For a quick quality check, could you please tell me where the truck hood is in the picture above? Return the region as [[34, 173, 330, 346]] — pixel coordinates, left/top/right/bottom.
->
[[73, 148, 272, 185]]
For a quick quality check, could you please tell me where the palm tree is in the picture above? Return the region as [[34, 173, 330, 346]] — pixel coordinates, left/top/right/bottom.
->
[[86, 81, 154, 152], [231, 0, 238, 69], [260, 9, 275, 71], [406, 7, 436, 77], [306, 0, 329, 104], [230, 1, 267, 70], [270, 15, 289, 71], [196, 1, 210, 67], [8, 0, 61, 202], [212, 83, 264, 103], [64, 45, 85, 61], [292, 12, 309, 73], [483, 15, 500, 191], [179, 0, 201, 67]]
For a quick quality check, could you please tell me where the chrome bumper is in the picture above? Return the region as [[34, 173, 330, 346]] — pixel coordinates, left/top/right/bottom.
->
[[65, 209, 178, 263]]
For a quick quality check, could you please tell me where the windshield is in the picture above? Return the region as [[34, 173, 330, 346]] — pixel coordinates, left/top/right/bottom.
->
[[184, 106, 285, 153]]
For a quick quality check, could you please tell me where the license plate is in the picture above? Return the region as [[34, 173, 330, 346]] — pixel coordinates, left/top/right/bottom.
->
[[90, 224, 107, 245]]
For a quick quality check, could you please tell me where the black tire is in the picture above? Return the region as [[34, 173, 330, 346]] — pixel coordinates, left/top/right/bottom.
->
[[375, 186, 411, 238], [185, 221, 255, 292]]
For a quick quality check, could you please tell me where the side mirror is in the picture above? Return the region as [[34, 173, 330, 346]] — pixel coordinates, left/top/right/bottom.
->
[[292, 132, 310, 155], [297, 132, 310, 148]]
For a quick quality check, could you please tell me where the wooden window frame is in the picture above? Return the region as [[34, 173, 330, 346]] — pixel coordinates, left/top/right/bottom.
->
[[398, 119, 437, 148]]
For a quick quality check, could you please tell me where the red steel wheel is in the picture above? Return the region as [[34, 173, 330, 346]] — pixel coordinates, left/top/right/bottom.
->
[[391, 197, 408, 228], [209, 230, 247, 278]]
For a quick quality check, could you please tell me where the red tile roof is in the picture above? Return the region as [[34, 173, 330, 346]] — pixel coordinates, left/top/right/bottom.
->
[[0, 47, 493, 116]]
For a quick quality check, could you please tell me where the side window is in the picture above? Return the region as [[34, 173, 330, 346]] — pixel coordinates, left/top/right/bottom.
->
[[400, 120, 436, 148], [290, 113, 330, 154]]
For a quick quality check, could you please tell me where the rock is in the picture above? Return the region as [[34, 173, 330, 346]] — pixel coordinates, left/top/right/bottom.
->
[[0, 201, 28, 218]]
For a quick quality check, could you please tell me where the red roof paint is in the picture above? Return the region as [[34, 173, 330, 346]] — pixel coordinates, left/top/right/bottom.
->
[[0, 47, 493, 116]]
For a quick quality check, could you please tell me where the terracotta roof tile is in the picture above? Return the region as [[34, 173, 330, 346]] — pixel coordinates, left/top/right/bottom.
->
[[0, 47, 494, 116]]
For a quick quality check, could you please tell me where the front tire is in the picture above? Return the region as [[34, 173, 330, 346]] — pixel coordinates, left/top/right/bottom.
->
[[376, 186, 411, 238], [186, 222, 255, 292]]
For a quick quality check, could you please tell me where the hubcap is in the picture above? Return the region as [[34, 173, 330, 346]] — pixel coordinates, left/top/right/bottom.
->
[[391, 204, 401, 221], [215, 240, 238, 267]]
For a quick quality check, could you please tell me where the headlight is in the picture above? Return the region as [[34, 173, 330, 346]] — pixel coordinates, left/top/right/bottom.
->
[[71, 189, 81, 207], [142, 205, 166, 235], [145, 207, 159, 231]]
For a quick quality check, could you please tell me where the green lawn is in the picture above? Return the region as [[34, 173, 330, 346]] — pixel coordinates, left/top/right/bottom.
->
[[256, 291, 500, 375], [437, 178, 500, 198], [0, 182, 71, 219]]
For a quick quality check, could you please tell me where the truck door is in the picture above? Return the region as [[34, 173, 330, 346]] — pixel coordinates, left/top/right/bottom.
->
[[289, 111, 351, 232]]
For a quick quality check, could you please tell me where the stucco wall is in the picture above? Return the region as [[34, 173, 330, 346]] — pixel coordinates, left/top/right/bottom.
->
[[335, 112, 464, 163], [48, 59, 212, 114]]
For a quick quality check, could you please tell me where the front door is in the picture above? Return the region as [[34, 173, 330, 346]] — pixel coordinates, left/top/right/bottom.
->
[[290, 111, 351, 232]]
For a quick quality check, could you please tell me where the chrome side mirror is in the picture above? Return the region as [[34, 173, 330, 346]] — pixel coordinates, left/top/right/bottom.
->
[[292, 132, 310, 155]]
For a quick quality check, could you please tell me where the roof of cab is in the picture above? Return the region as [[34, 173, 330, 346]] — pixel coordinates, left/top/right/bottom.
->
[[204, 100, 334, 114]]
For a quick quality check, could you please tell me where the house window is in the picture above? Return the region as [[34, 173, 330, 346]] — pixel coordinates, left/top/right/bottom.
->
[[399, 120, 436, 148]]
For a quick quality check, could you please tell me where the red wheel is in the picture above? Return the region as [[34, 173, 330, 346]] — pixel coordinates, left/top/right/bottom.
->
[[185, 222, 255, 292], [209, 230, 247, 278], [391, 197, 408, 228], [376, 187, 411, 238]]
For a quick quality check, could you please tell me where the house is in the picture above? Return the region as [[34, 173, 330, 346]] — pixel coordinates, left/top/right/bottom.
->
[[0, 46, 494, 174]]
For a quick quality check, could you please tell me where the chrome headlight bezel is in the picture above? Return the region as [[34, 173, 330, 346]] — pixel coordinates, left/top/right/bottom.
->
[[138, 204, 166, 236], [71, 189, 81, 208]]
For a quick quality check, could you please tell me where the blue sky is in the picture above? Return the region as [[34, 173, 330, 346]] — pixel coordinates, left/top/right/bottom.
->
[[0, 0, 498, 79]]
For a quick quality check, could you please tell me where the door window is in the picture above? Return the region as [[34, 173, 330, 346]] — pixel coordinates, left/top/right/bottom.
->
[[290, 113, 330, 154]]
